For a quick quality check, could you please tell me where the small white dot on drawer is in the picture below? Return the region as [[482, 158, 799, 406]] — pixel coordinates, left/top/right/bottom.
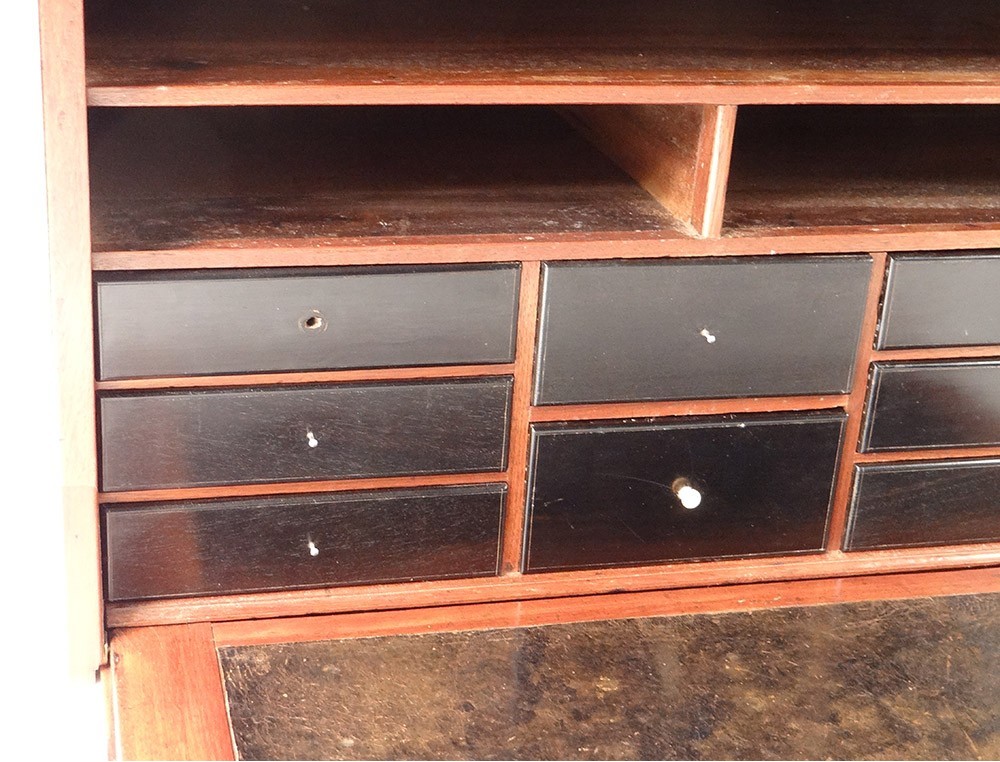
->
[[699, 328, 717, 344], [306, 431, 319, 448]]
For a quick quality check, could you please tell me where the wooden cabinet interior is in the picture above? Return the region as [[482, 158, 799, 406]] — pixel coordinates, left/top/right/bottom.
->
[[37, 0, 1000, 653]]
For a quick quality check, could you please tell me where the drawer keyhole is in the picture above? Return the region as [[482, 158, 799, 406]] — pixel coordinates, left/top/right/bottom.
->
[[299, 310, 327, 332], [672, 478, 702, 510]]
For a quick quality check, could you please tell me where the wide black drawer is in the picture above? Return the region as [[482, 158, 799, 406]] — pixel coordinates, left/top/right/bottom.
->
[[878, 251, 1000, 349], [534, 256, 871, 405], [95, 265, 520, 379], [99, 377, 512, 491], [861, 361, 1000, 452], [845, 459, 1000, 551], [104, 484, 506, 600], [524, 411, 846, 572]]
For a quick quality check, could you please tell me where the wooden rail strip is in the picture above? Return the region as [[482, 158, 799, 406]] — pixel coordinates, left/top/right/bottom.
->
[[91, 226, 1000, 271], [99, 471, 507, 505], [212, 564, 1000, 648], [872, 347, 1000, 362], [499, 262, 542, 575], [106, 542, 1000, 628], [853, 447, 1000, 464], [529, 395, 849, 423], [824, 252, 888, 552], [693, 105, 738, 238], [96, 363, 515, 391]]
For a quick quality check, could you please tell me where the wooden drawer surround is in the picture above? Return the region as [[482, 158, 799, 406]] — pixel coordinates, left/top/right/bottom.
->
[[37, 0, 1000, 662]]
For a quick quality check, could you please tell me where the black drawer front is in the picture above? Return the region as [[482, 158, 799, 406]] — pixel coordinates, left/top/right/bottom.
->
[[95, 265, 519, 379], [861, 361, 1000, 452], [104, 484, 506, 600], [534, 256, 871, 405], [846, 459, 1000, 551], [100, 378, 512, 491], [524, 412, 845, 572], [878, 251, 1000, 349]]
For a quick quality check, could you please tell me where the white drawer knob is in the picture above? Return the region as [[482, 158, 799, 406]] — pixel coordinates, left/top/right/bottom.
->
[[306, 430, 319, 448], [672, 478, 702, 509]]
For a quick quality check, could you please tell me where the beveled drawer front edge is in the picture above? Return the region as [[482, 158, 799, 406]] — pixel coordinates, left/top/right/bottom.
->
[[103, 483, 508, 601], [845, 458, 1000, 551]]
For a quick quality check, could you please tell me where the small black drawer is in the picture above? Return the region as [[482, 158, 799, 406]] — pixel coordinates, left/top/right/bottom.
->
[[878, 251, 1000, 349], [95, 265, 519, 379], [845, 459, 1000, 551], [104, 484, 506, 600], [99, 377, 512, 491], [861, 360, 1000, 452], [534, 256, 871, 405], [524, 411, 846, 572]]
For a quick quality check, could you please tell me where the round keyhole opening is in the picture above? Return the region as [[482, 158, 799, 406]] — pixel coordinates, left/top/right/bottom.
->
[[299, 311, 327, 332]]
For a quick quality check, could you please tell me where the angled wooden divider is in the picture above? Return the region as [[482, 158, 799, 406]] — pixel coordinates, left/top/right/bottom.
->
[[560, 105, 737, 237]]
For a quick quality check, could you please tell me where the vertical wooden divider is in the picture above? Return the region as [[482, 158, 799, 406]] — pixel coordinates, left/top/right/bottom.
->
[[500, 261, 542, 574], [825, 252, 889, 551], [39, 0, 104, 674], [558, 104, 737, 238]]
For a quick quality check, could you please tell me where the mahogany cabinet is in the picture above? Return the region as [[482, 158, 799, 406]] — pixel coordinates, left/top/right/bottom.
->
[[37, 0, 1000, 668]]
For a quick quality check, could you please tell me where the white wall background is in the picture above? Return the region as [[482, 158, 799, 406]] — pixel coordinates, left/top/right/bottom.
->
[[1, 2, 107, 758]]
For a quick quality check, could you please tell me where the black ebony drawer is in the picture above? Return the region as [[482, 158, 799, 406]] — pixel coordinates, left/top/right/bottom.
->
[[878, 251, 1000, 349], [861, 361, 1000, 452], [845, 459, 1000, 551], [534, 256, 871, 405], [104, 484, 506, 600], [95, 265, 519, 379], [524, 412, 846, 572], [100, 378, 512, 491]]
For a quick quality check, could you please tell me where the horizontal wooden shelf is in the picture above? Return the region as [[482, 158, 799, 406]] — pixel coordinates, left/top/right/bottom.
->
[[104, 542, 1000, 628], [85, 0, 1000, 106], [724, 105, 1000, 233], [528, 395, 848, 423], [88, 106, 688, 254]]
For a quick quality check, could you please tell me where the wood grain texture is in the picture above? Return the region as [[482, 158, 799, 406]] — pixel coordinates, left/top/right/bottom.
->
[[694, 105, 738, 238], [85, 0, 1000, 105], [106, 543, 1000, 628], [846, 459, 1000, 551], [725, 106, 1000, 232], [824, 252, 888, 551], [88, 106, 686, 254], [212, 565, 1000, 647], [529, 395, 849, 423], [854, 446, 1000, 464], [861, 360, 1000, 452], [38, 0, 104, 674], [561, 105, 732, 236], [96, 363, 515, 392], [534, 257, 871, 404], [95, 265, 519, 379], [104, 485, 506, 600], [109, 623, 234, 760], [91, 227, 1000, 271], [500, 262, 541, 574], [99, 378, 513, 491], [878, 251, 1000, 349], [525, 412, 845, 571]]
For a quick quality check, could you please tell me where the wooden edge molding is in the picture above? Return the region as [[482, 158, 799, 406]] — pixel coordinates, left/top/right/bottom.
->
[[691, 105, 738, 238], [824, 252, 887, 551], [529, 395, 848, 423], [106, 542, 1000, 628], [213, 564, 1000, 647], [91, 225, 1000, 271], [108, 623, 235, 760], [872, 346, 1000, 362], [99, 471, 507, 505], [96, 363, 515, 391], [854, 446, 1000, 464]]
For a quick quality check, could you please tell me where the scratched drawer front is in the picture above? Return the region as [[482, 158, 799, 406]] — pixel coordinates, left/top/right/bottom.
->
[[861, 361, 1000, 452], [524, 412, 845, 572], [534, 256, 871, 405], [878, 251, 1000, 349], [104, 484, 506, 600], [845, 459, 1000, 551], [99, 378, 512, 491], [95, 265, 519, 379]]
